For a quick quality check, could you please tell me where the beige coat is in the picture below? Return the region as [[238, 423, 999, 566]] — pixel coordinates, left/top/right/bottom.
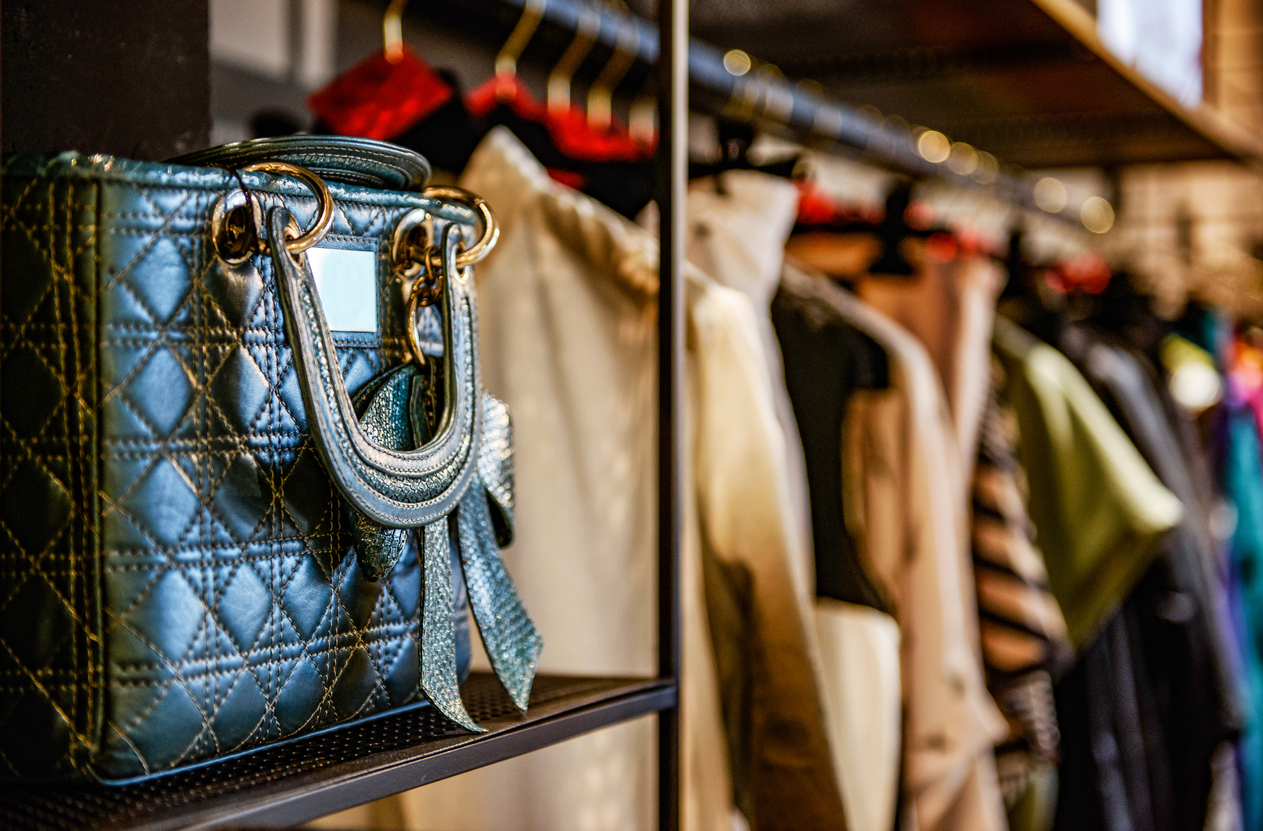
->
[[683, 173, 903, 831]]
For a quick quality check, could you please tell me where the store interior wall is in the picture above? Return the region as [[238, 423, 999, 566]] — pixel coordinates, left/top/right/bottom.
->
[[1106, 0, 1263, 320]]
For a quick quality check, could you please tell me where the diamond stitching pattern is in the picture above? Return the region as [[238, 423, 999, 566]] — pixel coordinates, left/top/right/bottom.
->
[[0, 157, 462, 780]]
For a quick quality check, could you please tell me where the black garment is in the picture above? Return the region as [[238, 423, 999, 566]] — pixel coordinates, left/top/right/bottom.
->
[[1052, 323, 1242, 831], [771, 279, 889, 609], [386, 70, 484, 174], [474, 105, 655, 220], [1055, 607, 1157, 831], [313, 70, 484, 175]]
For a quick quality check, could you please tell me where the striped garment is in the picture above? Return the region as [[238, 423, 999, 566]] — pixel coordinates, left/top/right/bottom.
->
[[973, 357, 1073, 806]]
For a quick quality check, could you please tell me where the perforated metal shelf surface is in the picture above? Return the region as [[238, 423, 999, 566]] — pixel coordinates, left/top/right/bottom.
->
[[0, 673, 675, 831]]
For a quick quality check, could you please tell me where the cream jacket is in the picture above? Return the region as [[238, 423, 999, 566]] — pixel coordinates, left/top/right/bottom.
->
[[684, 173, 903, 831]]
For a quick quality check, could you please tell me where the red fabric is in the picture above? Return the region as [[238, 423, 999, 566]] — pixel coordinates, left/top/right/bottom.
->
[[549, 106, 654, 162], [466, 76, 655, 163], [307, 46, 452, 140], [545, 168, 587, 190], [925, 232, 959, 262], [1044, 254, 1112, 295], [795, 182, 1003, 262], [466, 75, 548, 122], [794, 181, 880, 226]]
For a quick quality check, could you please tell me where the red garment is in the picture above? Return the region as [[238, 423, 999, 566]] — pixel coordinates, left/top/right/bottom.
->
[[794, 181, 880, 226], [548, 105, 655, 162], [465, 74, 548, 122], [307, 46, 452, 140], [1043, 255, 1112, 295], [465, 75, 654, 164]]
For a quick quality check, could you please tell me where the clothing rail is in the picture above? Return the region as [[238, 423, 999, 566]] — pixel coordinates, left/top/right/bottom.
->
[[429, 0, 1083, 226]]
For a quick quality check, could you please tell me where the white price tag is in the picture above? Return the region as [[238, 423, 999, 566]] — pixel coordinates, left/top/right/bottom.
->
[[306, 247, 379, 333]]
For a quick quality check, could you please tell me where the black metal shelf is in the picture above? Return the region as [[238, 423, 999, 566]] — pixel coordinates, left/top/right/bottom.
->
[[0, 674, 675, 831]]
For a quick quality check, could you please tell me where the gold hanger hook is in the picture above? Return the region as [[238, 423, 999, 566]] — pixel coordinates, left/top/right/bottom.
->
[[495, 0, 546, 83], [587, 18, 639, 131], [628, 75, 657, 146], [384, 0, 409, 64], [547, 6, 600, 115]]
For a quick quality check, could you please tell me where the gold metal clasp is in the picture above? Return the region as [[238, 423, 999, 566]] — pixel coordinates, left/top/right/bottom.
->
[[242, 161, 336, 255], [421, 185, 499, 267], [404, 245, 446, 365], [213, 161, 336, 263]]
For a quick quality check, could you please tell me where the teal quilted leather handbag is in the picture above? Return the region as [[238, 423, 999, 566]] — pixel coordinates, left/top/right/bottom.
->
[[0, 137, 542, 782]]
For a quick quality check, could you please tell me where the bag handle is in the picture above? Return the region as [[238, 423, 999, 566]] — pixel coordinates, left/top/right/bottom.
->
[[172, 135, 432, 191], [204, 152, 499, 527], [267, 204, 486, 527], [205, 154, 499, 529]]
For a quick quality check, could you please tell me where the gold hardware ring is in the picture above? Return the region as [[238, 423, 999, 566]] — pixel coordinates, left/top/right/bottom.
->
[[243, 161, 336, 254], [421, 186, 499, 266], [404, 245, 446, 365]]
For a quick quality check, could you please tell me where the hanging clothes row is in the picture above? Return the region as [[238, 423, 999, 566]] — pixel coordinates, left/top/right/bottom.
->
[[304, 13, 1256, 831]]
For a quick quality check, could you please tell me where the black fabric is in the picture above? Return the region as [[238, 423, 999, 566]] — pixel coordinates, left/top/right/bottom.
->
[[1055, 610, 1151, 831], [475, 106, 655, 220], [771, 282, 889, 609], [313, 72, 483, 176], [385, 71, 484, 175], [1051, 323, 1242, 831]]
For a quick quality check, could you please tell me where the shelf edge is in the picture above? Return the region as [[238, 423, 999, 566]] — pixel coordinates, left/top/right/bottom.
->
[[119, 680, 676, 831]]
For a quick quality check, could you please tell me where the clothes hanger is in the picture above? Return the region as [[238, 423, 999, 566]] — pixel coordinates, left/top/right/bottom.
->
[[864, 182, 920, 277], [787, 179, 933, 280], [549, 17, 652, 163], [688, 56, 805, 182], [999, 225, 1030, 301], [687, 118, 804, 181], [462, 0, 654, 217], [464, 0, 581, 178], [494, 0, 547, 102], [586, 20, 638, 132], [383, 0, 408, 64], [628, 77, 658, 149], [467, 0, 553, 127], [546, 6, 599, 118], [544, 19, 655, 217]]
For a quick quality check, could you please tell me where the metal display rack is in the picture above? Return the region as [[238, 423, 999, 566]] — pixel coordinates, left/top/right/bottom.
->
[[1, 0, 1255, 827], [430, 0, 1061, 214]]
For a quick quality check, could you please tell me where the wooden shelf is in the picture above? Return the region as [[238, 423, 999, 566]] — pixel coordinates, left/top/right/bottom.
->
[[688, 0, 1263, 168], [0, 674, 675, 830]]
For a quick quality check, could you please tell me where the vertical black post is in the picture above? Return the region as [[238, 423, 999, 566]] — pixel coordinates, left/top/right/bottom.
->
[[656, 0, 686, 828], [1, 0, 210, 159]]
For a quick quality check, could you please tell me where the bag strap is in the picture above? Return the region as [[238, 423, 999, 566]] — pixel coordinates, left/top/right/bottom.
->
[[267, 206, 481, 527], [172, 135, 431, 191]]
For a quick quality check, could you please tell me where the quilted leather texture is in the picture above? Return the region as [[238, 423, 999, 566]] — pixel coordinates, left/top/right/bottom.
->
[[0, 154, 472, 781]]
